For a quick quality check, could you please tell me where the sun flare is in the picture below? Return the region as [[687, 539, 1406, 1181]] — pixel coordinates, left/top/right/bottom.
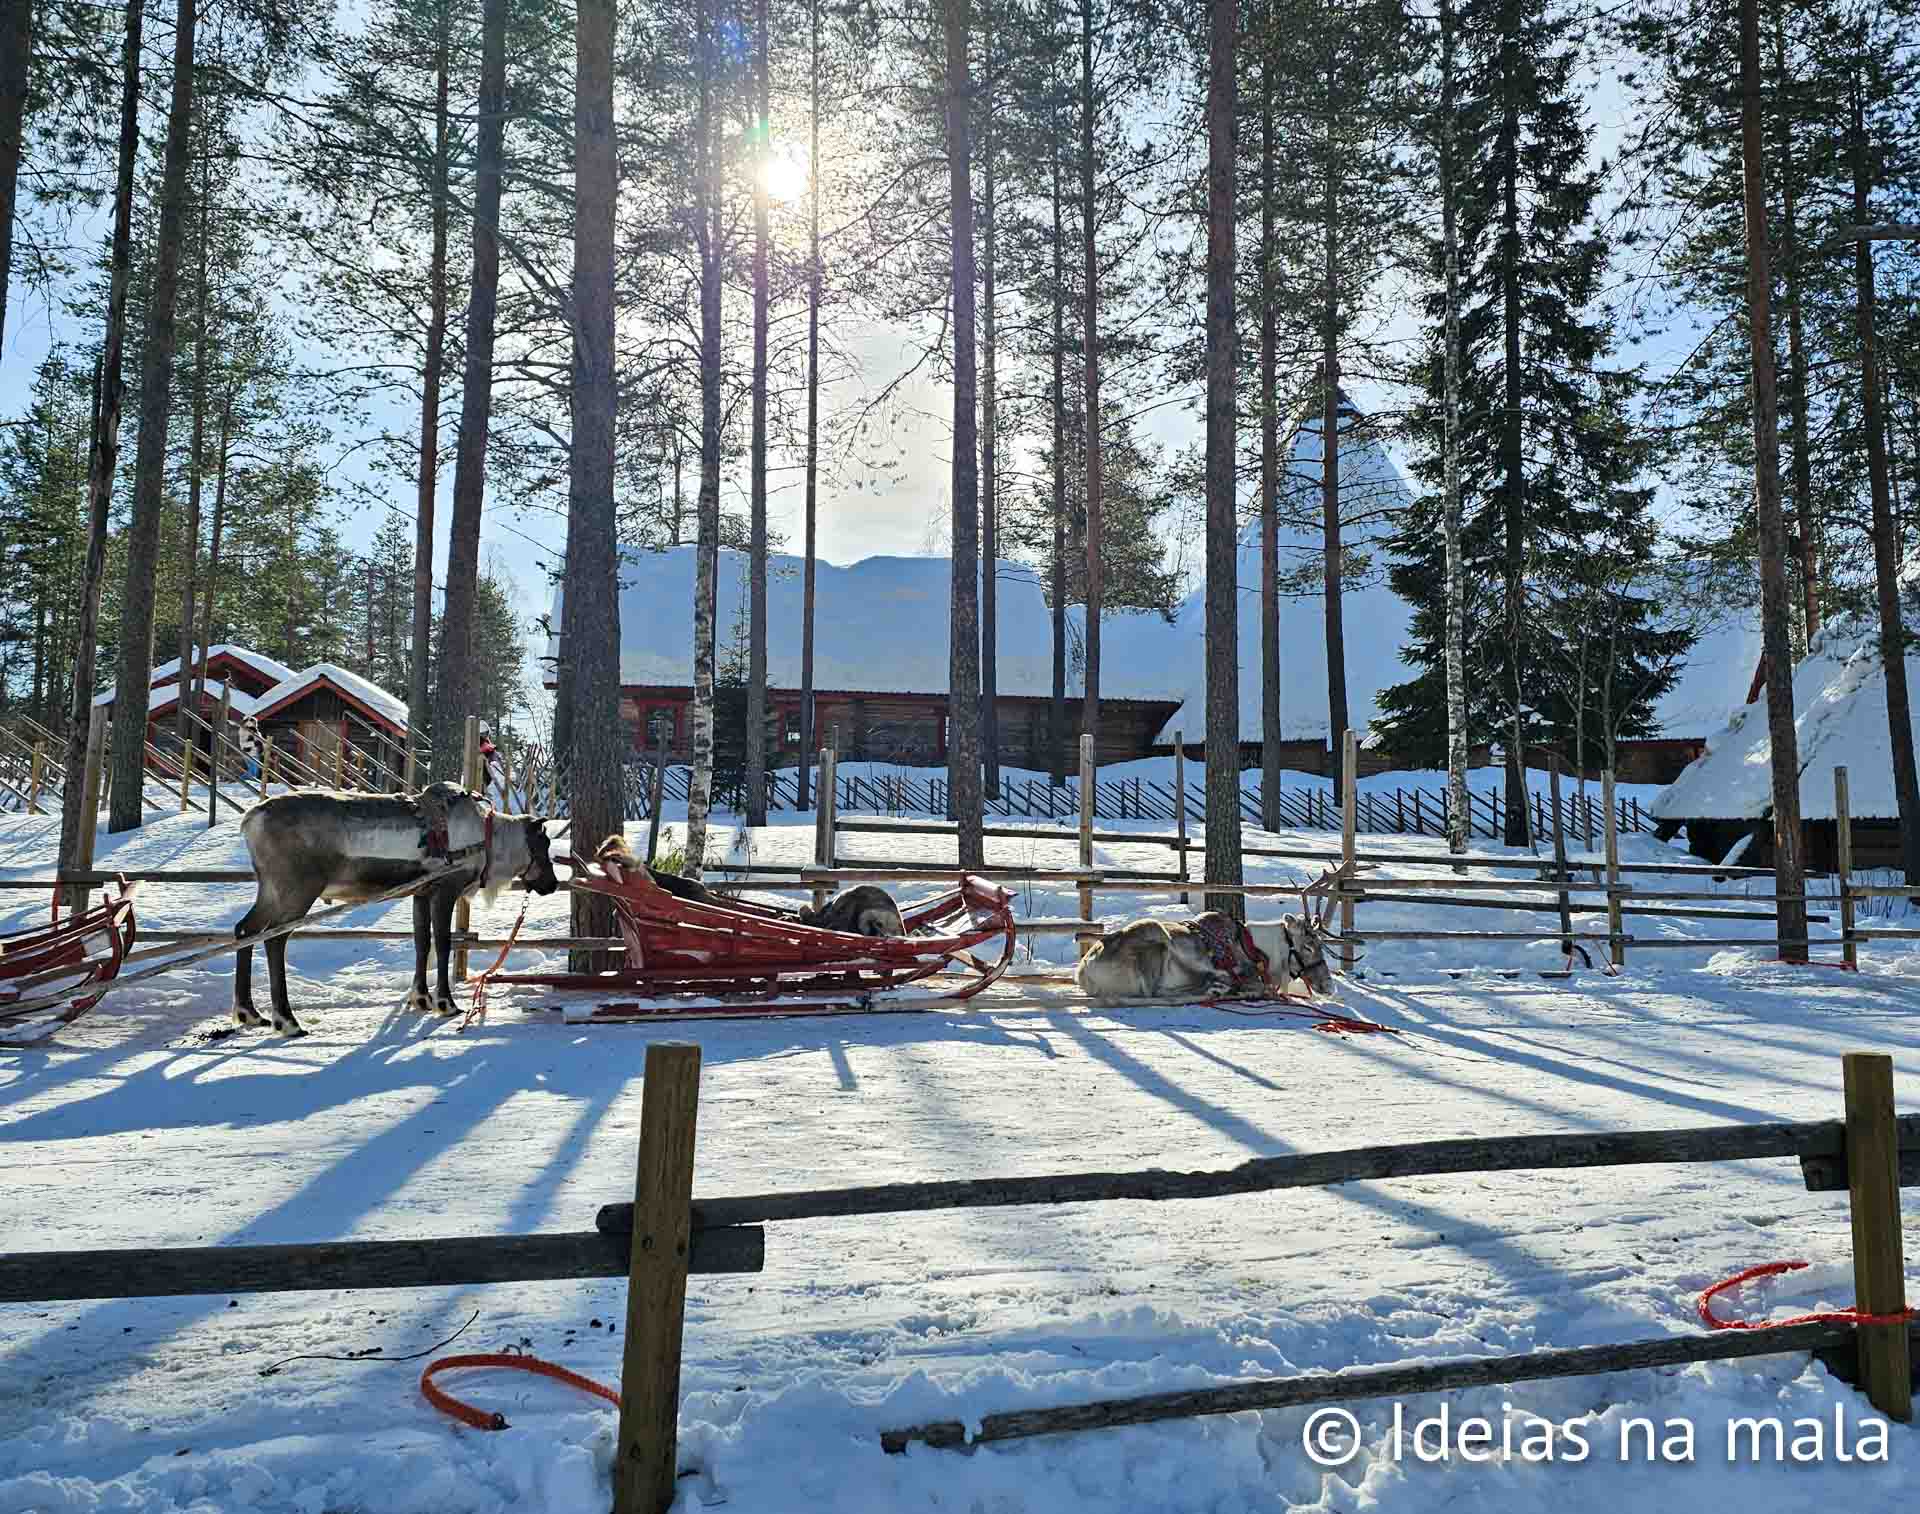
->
[[759, 143, 811, 203]]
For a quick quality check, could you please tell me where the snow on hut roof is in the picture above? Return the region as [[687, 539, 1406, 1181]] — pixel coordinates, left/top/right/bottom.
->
[[253, 664, 410, 732], [1651, 615, 1913, 822], [563, 548, 1183, 702], [147, 645, 298, 689], [94, 678, 259, 717]]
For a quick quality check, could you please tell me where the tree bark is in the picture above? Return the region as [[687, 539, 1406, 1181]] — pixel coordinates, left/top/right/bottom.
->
[[1049, 113, 1067, 787], [63, 178, 130, 868], [195, 383, 232, 718], [1440, 0, 1468, 854], [565, 0, 621, 967], [1774, 18, 1819, 646], [432, 0, 506, 780], [1737, 0, 1808, 957], [685, 0, 722, 880], [411, 0, 452, 743], [981, 8, 999, 800], [1851, 79, 1920, 885], [745, 0, 770, 827], [1259, 54, 1280, 832], [107, 0, 197, 833], [798, 0, 821, 812], [177, 151, 213, 747], [1078, 0, 1101, 775], [1498, 14, 1527, 846], [945, 0, 983, 868], [1320, 100, 1348, 798], [1204, 0, 1242, 915], [0, 0, 35, 360]]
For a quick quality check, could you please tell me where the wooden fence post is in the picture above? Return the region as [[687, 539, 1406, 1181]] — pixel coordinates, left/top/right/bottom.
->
[[646, 733, 669, 864], [1549, 755, 1574, 963], [335, 726, 349, 791], [1604, 768, 1624, 971], [614, 1042, 703, 1514], [68, 705, 109, 917], [1173, 731, 1189, 906], [263, 736, 276, 792], [1340, 730, 1357, 948], [813, 747, 837, 913], [26, 740, 44, 815], [1836, 766, 1857, 971], [1078, 732, 1095, 948], [208, 686, 231, 829], [403, 736, 417, 791], [179, 730, 194, 813], [453, 716, 479, 982], [1841, 1052, 1910, 1422]]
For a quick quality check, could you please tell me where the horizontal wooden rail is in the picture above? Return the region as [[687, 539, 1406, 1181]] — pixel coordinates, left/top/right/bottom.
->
[[594, 1117, 1920, 1235], [0, 1225, 764, 1304], [1230, 843, 1778, 877], [835, 819, 1183, 849], [880, 1322, 1915, 1452]]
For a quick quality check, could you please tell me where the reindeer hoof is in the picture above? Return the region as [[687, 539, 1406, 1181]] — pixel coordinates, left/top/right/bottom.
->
[[232, 1003, 265, 1028], [434, 995, 459, 1017], [1205, 972, 1235, 998], [404, 988, 434, 1014]]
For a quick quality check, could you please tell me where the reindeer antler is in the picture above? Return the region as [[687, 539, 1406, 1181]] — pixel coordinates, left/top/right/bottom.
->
[[1300, 859, 1356, 931]]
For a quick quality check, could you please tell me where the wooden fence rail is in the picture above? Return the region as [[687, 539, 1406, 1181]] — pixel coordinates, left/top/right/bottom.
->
[[3, 1052, 1910, 1509]]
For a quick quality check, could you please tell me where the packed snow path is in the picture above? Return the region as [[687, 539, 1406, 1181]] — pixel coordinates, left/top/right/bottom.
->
[[1, 808, 1915, 1512]]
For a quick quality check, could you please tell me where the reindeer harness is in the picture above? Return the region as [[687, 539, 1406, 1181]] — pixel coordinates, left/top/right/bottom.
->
[[1190, 914, 1270, 984]]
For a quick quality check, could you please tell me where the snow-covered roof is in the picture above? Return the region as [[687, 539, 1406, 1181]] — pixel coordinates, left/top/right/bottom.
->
[[253, 663, 409, 732], [1645, 604, 1763, 739], [1651, 614, 1913, 821], [559, 549, 1184, 702], [93, 677, 258, 717], [146, 644, 298, 689]]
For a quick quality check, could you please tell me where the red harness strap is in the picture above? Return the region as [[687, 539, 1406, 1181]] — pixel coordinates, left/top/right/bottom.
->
[[1698, 1260, 1917, 1330]]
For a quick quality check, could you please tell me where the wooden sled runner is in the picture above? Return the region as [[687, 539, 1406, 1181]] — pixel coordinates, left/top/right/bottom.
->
[[0, 884, 139, 1046], [492, 854, 1017, 1020]]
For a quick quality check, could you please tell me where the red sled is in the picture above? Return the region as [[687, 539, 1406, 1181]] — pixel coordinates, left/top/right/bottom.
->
[[492, 854, 1017, 1012], [0, 882, 139, 1045]]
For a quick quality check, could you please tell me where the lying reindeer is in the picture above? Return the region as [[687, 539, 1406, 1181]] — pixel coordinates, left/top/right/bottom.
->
[[234, 783, 560, 1035], [595, 835, 906, 937], [1074, 866, 1345, 1002]]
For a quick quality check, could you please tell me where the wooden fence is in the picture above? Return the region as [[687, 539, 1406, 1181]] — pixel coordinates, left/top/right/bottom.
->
[[0, 1046, 1911, 1512]]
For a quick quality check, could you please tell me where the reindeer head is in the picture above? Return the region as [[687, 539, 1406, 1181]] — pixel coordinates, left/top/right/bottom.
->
[[1282, 862, 1355, 995], [518, 817, 561, 895]]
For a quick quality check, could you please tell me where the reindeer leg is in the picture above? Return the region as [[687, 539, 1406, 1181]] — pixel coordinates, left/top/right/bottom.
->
[[232, 900, 268, 1028], [405, 891, 434, 1012], [431, 885, 460, 1015]]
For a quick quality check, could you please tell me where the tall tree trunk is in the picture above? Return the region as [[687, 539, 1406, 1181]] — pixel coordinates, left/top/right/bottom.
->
[[685, 0, 721, 879], [1737, 0, 1807, 958], [566, 0, 621, 965], [1497, 21, 1527, 847], [946, 0, 983, 867], [1774, 20, 1820, 645], [411, 0, 452, 743], [433, 0, 506, 780], [980, 8, 999, 801], [1049, 109, 1067, 786], [1852, 80, 1920, 884], [1204, 0, 1242, 915], [177, 151, 212, 746], [1259, 56, 1280, 831], [0, 0, 34, 358], [195, 384, 231, 716], [798, 0, 820, 812], [745, 0, 770, 826], [1078, 0, 1101, 772], [1440, 0, 1468, 854], [107, 0, 196, 832], [1320, 124, 1348, 796]]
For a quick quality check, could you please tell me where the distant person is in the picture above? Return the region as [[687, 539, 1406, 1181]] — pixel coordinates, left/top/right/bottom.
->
[[478, 723, 504, 797], [237, 715, 263, 781]]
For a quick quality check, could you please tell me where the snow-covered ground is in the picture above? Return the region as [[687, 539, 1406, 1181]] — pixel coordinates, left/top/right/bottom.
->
[[2, 804, 1917, 1513]]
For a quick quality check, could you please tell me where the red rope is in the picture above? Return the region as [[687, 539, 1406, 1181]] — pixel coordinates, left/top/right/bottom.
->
[[1697, 1260, 1916, 1330], [420, 1353, 620, 1431], [460, 893, 530, 1031], [1209, 993, 1400, 1035]]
